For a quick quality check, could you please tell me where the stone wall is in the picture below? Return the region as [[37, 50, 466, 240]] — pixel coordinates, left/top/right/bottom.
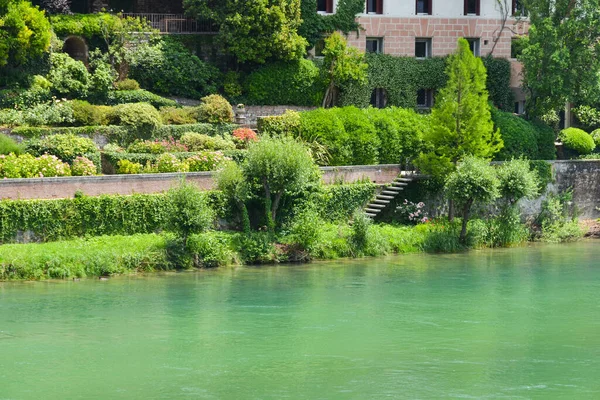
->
[[0, 165, 403, 200], [243, 105, 317, 127]]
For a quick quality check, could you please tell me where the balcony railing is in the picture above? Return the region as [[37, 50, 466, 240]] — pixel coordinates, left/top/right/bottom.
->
[[122, 13, 218, 34]]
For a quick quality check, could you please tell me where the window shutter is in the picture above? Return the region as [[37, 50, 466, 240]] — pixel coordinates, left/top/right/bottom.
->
[[427, 0, 432, 15], [376, 0, 383, 14], [327, 0, 333, 13], [464, 0, 468, 15], [476, 0, 480, 15], [512, 0, 516, 15]]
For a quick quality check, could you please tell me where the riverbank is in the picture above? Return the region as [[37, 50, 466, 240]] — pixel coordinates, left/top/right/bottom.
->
[[0, 219, 590, 281]]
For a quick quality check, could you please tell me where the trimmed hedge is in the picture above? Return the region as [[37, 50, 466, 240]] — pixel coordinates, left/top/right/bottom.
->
[[104, 90, 177, 108], [559, 128, 596, 155], [0, 183, 374, 243]]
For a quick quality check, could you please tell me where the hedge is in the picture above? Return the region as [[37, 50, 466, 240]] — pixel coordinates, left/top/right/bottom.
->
[[104, 90, 177, 108], [0, 183, 374, 243], [340, 54, 513, 111]]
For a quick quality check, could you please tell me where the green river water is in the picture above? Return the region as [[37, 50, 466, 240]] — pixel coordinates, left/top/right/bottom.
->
[[1, 242, 599, 399]]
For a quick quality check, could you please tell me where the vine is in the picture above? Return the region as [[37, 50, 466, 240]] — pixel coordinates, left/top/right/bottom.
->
[[299, 0, 365, 49]]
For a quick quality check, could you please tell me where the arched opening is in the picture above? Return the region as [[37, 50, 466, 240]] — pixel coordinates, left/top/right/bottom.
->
[[370, 88, 388, 109], [63, 36, 89, 65]]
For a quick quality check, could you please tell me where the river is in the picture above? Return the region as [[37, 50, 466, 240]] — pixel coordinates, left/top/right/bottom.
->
[[1, 242, 599, 399]]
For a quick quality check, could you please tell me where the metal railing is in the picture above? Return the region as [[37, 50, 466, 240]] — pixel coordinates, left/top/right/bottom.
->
[[121, 13, 218, 34]]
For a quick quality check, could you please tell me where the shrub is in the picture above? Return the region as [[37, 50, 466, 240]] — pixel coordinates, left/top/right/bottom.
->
[[0, 153, 71, 178], [257, 110, 301, 137], [117, 159, 143, 174], [71, 156, 96, 176], [384, 107, 427, 163], [180, 132, 235, 151], [232, 128, 258, 149], [559, 127, 595, 155], [187, 232, 235, 268], [0, 87, 52, 110], [107, 102, 162, 138], [591, 128, 600, 148], [156, 153, 188, 173], [538, 191, 583, 242], [104, 90, 177, 108], [284, 206, 324, 260], [22, 100, 75, 127], [71, 100, 111, 126], [244, 59, 322, 106], [333, 107, 379, 165], [159, 107, 197, 125], [350, 210, 372, 255], [0, 109, 24, 128], [127, 139, 188, 154], [165, 181, 215, 244], [186, 151, 231, 172], [25, 134, 98, 163], [35, 154, 72, 177], [496, 158, 539, 204], [115, 79, 140, 91], [0, 134, 24, 155], [195, 95, 234, 124], [238, 232, 276, 264], [299, 109, 351, 165], [128, 39, 219, 99], [47, 53, 90, 98]]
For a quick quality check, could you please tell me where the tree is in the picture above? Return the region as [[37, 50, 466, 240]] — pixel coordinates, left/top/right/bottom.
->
[[0, 0, 51, 68], [418, 38, 503, 220], [497, 158, 539, 205], [242, 136, 321, 231], [519, 0, 600, 117], [299, 0, 364, 49], [445, 156, 500, 243], [166, 180, 215, 247], [183, 0, 307, 64], [321, 32, 368, 108]]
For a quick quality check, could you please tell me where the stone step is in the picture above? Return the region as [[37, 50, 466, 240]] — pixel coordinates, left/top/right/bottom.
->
[[376, 194, 395, 200], [395, 178, 413, 183], [372, 199, 390, 205], [391, 182, 408, 187], [365, 208, 382, 214], [367, 203, 387, 209], [365, 213, 377, 218], [381, 190, 401, 196], [384, 186, 404, 192]]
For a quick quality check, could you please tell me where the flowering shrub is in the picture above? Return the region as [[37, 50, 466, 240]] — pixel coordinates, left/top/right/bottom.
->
[[156, 153, 188, 173], [117, 159, 143, 174], [127, 138, 188, 154], [180, 132, 235, 151], [395, 199, 428, 224], [232, 128, 258, 149], [25, 134, 97, 163], [186, 151, 231, 172], [71, 157, 96, 176], [0, 153, 71, 178], [22, 98, 75, 127]]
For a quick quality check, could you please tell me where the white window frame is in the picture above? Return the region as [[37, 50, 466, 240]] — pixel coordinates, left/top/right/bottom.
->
[[466, 38, 480, 56], [417, 89, 433, 109], [366, 37, 384, 54], [415, 38, 432, 59]]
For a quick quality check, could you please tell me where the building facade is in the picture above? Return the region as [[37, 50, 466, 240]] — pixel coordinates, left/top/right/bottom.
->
[[320, 0, 528, 111]]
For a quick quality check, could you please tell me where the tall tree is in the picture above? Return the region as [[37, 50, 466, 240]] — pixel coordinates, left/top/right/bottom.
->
[[0, 0, 51, 68], [519, 0, 600, 117], [183, 0, 307, 64], [320, 32, 367, 108]]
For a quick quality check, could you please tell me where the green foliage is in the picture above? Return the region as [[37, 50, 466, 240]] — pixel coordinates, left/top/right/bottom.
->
[[128, 38, 219, 99], [519, 0, 600, 117], [490, 107, 556, 160], [0, 234, 170, 280], [71, 100, 111, 126], [244, 59, 322, 106], [115, 79, 140, 91], [0, 153, 71, 178], [156, 153, 188, 173], [237, 232, 277, 264], [0, 133, 23, 155], [591, 128, 600, 147], [70, 156, 96, 176], [25, 133, 97, 163], [186, 232, 236, 268], [284, 206, 324, 259], [573, 105, 600, 131], [165, 181, 215, 243], [419, 39, 503, 178], [47, 53, 90, 98], [116, 159, 142, 174], [0, 0, 52, 67], [529, 160, 553, 191], [184, 0, 307, 64], [321, 32, 368, 108], [242, 136, 321, 228], [0, 87, 52, 110], [107, 102, 162, 138], [104, 90, 178, 108], [180, 132, 235, 151], [445, 156, 500, 242], [315, 182, 376, 222], [350, 209, 372, 255], [481, 56, 514, 112], [298, 108, 349, 165], [195, 95, 234, 124], [298, 0, 364, 49], [160, 107, 197, 125], [333, 106, 379, 165], [559, 127, 596, 155], [537, 191, 583, 243], [422, 220, 463, 253], [257, 110, 302, 137], [496, 158, 539, 204]]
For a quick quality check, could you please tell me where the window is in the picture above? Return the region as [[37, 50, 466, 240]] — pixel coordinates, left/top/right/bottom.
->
[[466, 38, 480, 56], [514, 101, 525, 115], [511, 37, 524, 59], [366, 0, 383, 14], [371, 88, 387, 108], [417, 89, 433, 108], [366, 37, 383, 53], [317, 0, 333, 13], [512, 0, 528, 16], [415, 38, 432, 58], [464, 0, 480, 15], [416, 0, 431, 15]]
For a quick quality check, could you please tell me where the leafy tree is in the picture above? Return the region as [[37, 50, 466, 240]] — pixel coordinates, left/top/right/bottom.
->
[[445, 156, 500, 243], [242, 136, 321, 231], [166, 180, 215, 247], [0, 0, 52, 68], [321, 32, 368, 108], [519, 0, 600, 117], [183, 0, 307, 64], [496, 158, 539, 205], [216, 161, 251, 234]]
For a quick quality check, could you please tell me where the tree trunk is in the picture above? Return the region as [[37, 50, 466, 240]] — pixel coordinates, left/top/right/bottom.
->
[[448, 199, 455, 221], [322, 81, 336, 108], [271, 191, 283, 224], [459, 199, 473, 244]]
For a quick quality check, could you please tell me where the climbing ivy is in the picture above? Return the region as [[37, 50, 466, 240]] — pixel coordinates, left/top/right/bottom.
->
[[299, 0, 365, 49], [340, 54, 513, 111]]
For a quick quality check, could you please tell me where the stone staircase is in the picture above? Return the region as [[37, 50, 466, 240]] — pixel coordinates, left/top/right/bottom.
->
[[365, 173, 415, 218]]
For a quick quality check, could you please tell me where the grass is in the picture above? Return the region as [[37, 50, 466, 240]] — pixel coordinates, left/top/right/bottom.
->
[[0, 234, 170, 280]]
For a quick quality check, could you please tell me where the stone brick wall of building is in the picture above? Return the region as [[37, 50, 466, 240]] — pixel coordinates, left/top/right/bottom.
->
[[243, 105, 317, 127]]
